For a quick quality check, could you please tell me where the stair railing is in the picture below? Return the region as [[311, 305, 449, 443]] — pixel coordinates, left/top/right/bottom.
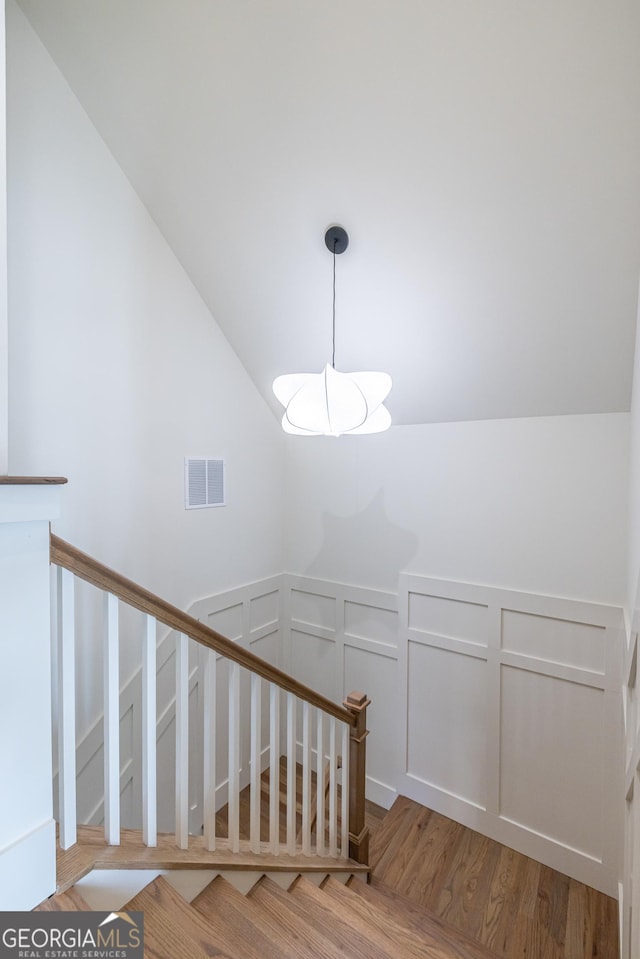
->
[[50, 535, 370, 865]]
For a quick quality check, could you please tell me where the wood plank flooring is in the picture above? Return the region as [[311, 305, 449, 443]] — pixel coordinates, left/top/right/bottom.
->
[[367, 795, 618, 959], [52, 762, 618, 959]]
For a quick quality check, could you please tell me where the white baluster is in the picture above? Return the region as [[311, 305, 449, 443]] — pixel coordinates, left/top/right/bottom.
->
[[203, 650, 217, 851], [301, 702, 312, 855], [269, 683, 280, 854], [286, 692, 296, 854], [316, 711, 325, 856], [175, 632, 189, 849], [228, 661, 240, 853], [329, 716, 338, 857], [57, 567, 76, 849], [104, 592, 120, 845], [142, 614, 157, 847], [250, 673, 262, 853], [341, 721, 349, 858]]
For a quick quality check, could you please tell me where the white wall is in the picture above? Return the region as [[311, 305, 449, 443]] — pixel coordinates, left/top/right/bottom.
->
[[284, 413, 629, 604], [621, 287, 640, 957], [6, 0, 285, 732], [627, 288, 640, 626], [0, 0, 6, 473], [282, 411, 629, 897]]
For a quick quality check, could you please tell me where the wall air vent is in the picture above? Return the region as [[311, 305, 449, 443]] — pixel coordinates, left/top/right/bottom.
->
[[185, 458, 225, 509]]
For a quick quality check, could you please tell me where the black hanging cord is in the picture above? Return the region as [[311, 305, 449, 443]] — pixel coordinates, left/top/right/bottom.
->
[[332, 237, 337, 369]]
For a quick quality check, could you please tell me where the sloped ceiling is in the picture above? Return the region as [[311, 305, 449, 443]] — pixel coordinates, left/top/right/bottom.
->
[[12, 0, 640, 425]]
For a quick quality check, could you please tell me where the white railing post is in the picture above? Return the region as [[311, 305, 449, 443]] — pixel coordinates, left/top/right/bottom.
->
[[57, 566, 76, 850], [329, 716, 338, 857], [250, 673, 262, 853], [175, 632, 189, 849], [103, 592, 120, 845], [203, 650, 217, 851], [301, 701, 312, 855], [142, 614, 157, 847], [340, 721, 349, 858], [269, 683, 280, 854], [228, 661, 240, 853], [316, 711, 325, 855], [286, 692, 296, 855]]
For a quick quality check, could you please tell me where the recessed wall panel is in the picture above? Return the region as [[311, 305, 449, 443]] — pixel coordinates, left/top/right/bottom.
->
[[408, 592, 488, 646], [407, 642, 487, 807], [344, 602, 397, 647], [290, 590, 336, 631], [501, 610, 605, 674], [291, 629, 336, 701], [249, 630, 278, 665], [344, 645, 398, 791], [207, 603, 243, 641], [499, 666, 604, 859], [250, 591, 279, 631]]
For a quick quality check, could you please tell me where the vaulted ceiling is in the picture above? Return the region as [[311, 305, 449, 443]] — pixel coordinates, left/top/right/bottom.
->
[[13, 0, 640, 425]]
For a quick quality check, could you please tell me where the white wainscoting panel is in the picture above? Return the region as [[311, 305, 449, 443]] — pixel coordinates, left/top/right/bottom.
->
[[406, 642, 488, 810], [283, 576, 399, 808], [290, 629, 338, 703], [499, 666, 605, 860], [398, 574, 623, 897], [61, 566, 624, 901], [408, 591, 489, 647], [501, 609, 606, 673], [343, 644, 400, 807]]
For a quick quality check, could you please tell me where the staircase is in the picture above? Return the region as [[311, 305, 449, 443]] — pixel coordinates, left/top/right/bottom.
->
[[38, 873, 497, 959], [36, 533, 619, 958], [37, 807, 499, 959], [37, 792, 620, 958]]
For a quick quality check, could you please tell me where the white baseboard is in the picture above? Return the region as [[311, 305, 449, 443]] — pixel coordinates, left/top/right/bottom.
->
[[0, 818, 56, 909], [366, 776, 396, 810]]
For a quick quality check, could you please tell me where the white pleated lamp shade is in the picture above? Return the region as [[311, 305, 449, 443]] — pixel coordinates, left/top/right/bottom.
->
[[273, 363, 392, 436]]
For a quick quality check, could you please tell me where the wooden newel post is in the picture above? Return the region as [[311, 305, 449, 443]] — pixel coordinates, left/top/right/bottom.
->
[[344, 690, 371, 866]]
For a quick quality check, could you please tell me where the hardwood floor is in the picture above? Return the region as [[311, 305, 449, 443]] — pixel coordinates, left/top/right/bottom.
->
[[49, 766, 618, 958], [367, 795, 619, 959], [215, 768, 618, 957]]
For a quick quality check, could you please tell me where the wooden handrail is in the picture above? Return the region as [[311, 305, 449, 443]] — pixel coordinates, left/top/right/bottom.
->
[[0, 475, 68, 484], [50, 534, 356, 727]]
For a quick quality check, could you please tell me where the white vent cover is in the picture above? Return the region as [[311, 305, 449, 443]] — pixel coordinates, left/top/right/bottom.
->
[[185, 458, 225, 509]]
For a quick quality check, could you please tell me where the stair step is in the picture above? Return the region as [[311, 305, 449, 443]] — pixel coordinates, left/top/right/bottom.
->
[[287, 875, 407, 958], [192, 876, 290, 959], [247, 875, 348, 959], [123, 876, 233, 959], [55, 824, 365, 893], [345, 877, 502, 959], [34, 887, 93, 911]]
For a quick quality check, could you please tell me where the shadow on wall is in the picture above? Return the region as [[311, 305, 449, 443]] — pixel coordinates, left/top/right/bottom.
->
[[304, 489, 419, 591]]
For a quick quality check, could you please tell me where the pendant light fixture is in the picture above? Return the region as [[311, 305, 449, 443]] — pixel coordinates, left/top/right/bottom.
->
[[272, 226, 392, 436]]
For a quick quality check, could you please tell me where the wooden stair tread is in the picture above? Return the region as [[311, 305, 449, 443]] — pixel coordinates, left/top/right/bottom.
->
[[346, 877, 503, 959], [56, 824, 366, 893], [247, 875, 349, 959], [34, 887, 93, 911], [123, 876, 234, 959], [194, 875, 315, 959], [258, 875, 396, 959], [192, 876, 292, 959], [289, 875, 413, 959]]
